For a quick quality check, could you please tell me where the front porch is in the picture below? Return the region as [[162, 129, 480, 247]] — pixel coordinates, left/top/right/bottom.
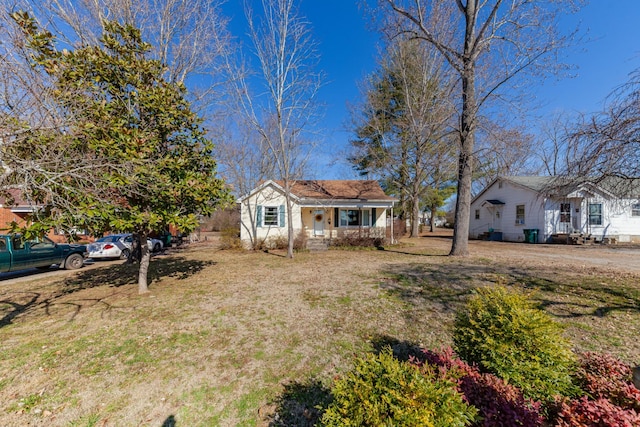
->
[[299, 205, 393, 241]]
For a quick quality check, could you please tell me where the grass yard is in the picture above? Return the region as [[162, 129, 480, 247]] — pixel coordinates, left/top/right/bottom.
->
[[1, 232, 639, 426]]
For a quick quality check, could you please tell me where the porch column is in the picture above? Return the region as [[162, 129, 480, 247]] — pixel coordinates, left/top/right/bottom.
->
[[390, 205, 394, 244]]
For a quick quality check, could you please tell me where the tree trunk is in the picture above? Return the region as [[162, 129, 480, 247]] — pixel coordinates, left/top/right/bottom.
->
[[430, 205, 437, 232], [450, 73, 475, 256], [411, 195, 420, 238], [450, 4, 477, 257], [137, 231, 151, 294], [285, 186, 294, 259]]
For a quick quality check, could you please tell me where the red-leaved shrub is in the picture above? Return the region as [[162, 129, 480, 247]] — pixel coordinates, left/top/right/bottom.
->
[[416, 348, 546, 427], [555, 397, 640, 427], [576, 352, 640, 411]]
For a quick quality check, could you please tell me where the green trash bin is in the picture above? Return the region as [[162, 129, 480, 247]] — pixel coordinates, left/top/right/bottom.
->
[[523, 229, 538, 243]]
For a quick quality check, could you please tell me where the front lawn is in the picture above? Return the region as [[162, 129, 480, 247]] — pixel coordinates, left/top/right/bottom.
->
[[1, 236, 638, 425]]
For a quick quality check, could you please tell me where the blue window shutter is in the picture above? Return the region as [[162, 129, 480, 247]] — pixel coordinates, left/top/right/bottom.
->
[[372, 208, 377, 226], [279, 205, 285, 227], [257, 205, 262, 228], [334, 208, 339, 227]]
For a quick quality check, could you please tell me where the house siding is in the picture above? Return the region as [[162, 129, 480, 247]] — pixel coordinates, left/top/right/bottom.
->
[[239, 181, 395, 248], [472, 177, 640, 243], [239, 185, 301, 248], [470, 180, 545, 242]]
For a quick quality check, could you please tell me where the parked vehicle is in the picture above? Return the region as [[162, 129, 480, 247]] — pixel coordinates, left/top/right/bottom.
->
[[0, 235, 88, 272], [88, 234, 163, 260]]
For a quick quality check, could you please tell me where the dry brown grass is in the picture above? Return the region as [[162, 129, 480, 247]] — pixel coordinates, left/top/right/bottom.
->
[[1, 232, 639, 426]]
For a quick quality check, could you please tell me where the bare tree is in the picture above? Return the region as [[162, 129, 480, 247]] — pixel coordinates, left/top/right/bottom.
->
[[2, 0, 231, 112], [227, 0, 323, 258], [536, 112, 582, 176], [565, 69, 640, 181], [473, 120, 538, 192], [378, 0, 582, 256]]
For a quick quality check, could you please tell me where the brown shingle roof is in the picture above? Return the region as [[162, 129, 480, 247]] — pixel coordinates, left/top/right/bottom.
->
[[275, 180, 396, 201]]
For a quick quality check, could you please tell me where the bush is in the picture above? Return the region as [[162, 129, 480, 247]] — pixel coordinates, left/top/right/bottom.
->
[[575, 353, 640, 411], [219, 227, 242, 250], [555, 397, 640, 427], [252, 232, 307, 251], [453, 286, 579, 403], [320, 348, 478, 427], [330, 229, 384, 248], [420, 348, 546, 427]]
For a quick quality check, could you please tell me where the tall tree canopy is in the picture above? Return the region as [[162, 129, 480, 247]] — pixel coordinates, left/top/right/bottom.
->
[[380, 0, 582, 255], [1, 13, 229, 293], [224, 0, 323, 257], [350, 37, 456, 237]]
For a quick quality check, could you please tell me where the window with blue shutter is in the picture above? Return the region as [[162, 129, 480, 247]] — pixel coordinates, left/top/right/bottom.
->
[[263, 206, 279, 226], [279, 205, 285, 227], [257, 205, 263, 228], [372, 208, 377, 227]]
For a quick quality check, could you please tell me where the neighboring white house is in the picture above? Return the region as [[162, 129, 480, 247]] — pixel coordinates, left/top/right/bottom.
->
[[469, 176, 640, 243], [238, 180, 397, 248]]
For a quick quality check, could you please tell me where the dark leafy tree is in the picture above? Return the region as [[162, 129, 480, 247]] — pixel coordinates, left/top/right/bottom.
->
[[2, 13, 230, 293]]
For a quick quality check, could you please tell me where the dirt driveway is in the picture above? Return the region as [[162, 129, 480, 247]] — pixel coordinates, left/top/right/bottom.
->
[[395, 229, 640, 274], [197, 229, 640, 273]]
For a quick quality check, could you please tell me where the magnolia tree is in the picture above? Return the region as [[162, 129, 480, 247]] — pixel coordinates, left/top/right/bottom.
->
[[1, 13, 230, 293]]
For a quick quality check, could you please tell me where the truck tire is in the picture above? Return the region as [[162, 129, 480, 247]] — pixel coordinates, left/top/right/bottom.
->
[[64, 253, 84, 270]]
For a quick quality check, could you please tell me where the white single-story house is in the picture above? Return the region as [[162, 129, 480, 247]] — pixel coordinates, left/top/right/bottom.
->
[[238, 180, 397, 248], [469, 176, 640, 243]]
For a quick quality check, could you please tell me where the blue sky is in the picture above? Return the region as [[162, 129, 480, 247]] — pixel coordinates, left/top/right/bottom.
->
[[223, 1, 640, 179]]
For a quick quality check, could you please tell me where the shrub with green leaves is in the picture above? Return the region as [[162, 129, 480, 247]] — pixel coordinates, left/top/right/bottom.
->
[[453, 286, 579, 403], [320, 348, 478, 427]]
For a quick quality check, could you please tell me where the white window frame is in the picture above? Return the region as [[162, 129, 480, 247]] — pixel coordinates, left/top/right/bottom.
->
[[632, 203, 640, 217], [560, 203, 571, 223], [515, 205, 525, 225], [263, 206, 279, 226], [338, 209, 371, 227], [588, 203, 603, 226]]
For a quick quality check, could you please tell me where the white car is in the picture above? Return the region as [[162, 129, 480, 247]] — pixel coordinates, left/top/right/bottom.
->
[[88, 234, 163, 260]]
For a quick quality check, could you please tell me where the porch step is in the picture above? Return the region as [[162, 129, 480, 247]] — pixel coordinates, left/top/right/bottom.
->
[[306, 238, 328, 252]]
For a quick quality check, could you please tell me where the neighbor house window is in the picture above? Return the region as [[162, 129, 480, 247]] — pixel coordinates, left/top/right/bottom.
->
[[263, 206, 279, 226], [339, 209, 370, 227], [475, 209, 480, 220], [632, 203, 640, 217], [515, 205, 525, 225], [560, 203, 571, 223], [588, 203, 603, 225]]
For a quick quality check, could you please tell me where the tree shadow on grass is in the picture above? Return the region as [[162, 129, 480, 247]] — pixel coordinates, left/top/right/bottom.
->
[[266, 379, 332, 427], [0, 257, 215, 328], [379, 262, 487, 316], [370, 334, 427, 363], [379, 260, 640, 322], [62, 256, 216, 291]]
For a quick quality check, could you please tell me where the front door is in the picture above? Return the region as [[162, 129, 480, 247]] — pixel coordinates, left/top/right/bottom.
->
[[560, 202, 571, 233], [313, 210, 325, 236]]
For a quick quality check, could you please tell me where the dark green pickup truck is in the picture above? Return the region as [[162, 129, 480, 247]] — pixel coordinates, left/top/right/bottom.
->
[[0, 235, 88, 273]]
